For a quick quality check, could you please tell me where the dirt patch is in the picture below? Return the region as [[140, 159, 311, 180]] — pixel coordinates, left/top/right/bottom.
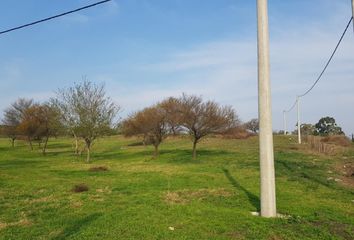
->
[[164, 188, 232, 205], [88, 166, 108, 172], [72, 184, 89, 193]]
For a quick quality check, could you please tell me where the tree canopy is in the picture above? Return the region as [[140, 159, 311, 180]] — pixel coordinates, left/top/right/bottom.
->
[[54, 81, 119, 162], [314, 116, 344, 136]]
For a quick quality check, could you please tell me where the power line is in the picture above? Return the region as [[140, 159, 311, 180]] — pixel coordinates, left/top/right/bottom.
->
[[299, 17, 353, 97], [284, 16, 353, 113], [0, 0, 112, 35], [284, 99, 297, 113]]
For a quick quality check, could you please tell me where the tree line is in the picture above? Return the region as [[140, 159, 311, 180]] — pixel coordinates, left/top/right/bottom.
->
[[1, 81, 118, 162], [1, 81, 262, 162], [121, 94, 240, 159]]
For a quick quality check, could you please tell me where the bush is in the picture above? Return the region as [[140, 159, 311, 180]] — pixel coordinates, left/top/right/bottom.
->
[[222, 127, 255, 139]]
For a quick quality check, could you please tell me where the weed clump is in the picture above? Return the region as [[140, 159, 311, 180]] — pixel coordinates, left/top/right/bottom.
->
[[72, 184, 89, 193], [89, 166, 109, 172]]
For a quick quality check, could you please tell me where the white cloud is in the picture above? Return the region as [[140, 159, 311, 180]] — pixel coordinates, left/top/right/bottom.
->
[[112, 13, 354, 134]]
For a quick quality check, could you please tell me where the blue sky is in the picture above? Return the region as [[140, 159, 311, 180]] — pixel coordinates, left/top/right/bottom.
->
[[0, 0, 353, 134]]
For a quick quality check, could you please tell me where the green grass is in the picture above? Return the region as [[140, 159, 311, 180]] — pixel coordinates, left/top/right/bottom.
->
[[0, 135, 353, 239]]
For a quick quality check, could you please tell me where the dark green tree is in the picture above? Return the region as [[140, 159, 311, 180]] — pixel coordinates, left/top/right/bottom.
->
[[314, 117, 344, 136]]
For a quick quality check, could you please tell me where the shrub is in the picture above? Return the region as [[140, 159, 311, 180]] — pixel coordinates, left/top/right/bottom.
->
[[222, 127, 255, 139]]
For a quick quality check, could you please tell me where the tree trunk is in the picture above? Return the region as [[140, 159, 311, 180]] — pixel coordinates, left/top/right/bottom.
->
[[29, 138, 33, 150], [86, 142, 91, 163], [11, 138, 15, 148], [42, 136, 49, 155], [153, 144, 159, 158], [192, 139, 198, 160], [72, 132, 79, 155], [143, 134, 147, 147]]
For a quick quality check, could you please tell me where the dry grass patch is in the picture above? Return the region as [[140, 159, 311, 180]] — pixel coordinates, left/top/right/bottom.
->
[[164, 188, 232, 205], [23, 194, 56, 204], [0, 212, 31, 230], [303, 135, 350, 156], [71, 201, 83, 208], [96, 186, 112, 194]]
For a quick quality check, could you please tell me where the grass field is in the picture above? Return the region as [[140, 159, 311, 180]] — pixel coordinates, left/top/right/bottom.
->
[[0, 135, 353, 240]]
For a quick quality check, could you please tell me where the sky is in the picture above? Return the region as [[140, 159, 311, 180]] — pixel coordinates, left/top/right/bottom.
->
[[0, 0, 353, 134]]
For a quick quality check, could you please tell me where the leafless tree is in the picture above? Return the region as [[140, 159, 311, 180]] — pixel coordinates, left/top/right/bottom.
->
[[17, 103, 61, 154], [178, 94, 239, 160], [1, 98, 34, 147], [159, 97, 182, 135], [244, 118, 259, 134], [122, 105, 168, 157], [54, 81, 119, 162]]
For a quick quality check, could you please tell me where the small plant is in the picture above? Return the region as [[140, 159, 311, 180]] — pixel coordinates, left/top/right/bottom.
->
[[72, 184, 89, 193]]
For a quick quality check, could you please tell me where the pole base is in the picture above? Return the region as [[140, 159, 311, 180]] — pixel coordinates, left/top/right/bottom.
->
[[250, 212, 290, 218]]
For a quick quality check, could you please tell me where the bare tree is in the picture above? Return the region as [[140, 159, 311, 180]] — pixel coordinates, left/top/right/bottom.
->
[[159, 97, 181, 135], [122, 105, 168, 157], [244, 118, 259, 134], [1, 98, 34, 147], [34, 103, 63, 155], [178, 94, 239, 160], [2, 111, 18, 148], [54, 81, 119, 162], [17, 104, 41, 150]]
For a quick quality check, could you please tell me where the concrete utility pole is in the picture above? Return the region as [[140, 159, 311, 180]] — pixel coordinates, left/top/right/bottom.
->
[[257, 0, 276, 218], [297, 96, 301, 144], [283, 111, 287, 135]]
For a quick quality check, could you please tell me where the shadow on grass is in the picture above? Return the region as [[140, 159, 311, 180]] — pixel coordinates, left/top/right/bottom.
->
[[0, 159, 42, 169], [276, 160, 332, 188], [52, 213, 102, 240], [222, 168, 260, 211], [159, 149, 236, 164], [276, 160, 354, 194], [47, 142, 73, 149], [52, 142, 237, 164]]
